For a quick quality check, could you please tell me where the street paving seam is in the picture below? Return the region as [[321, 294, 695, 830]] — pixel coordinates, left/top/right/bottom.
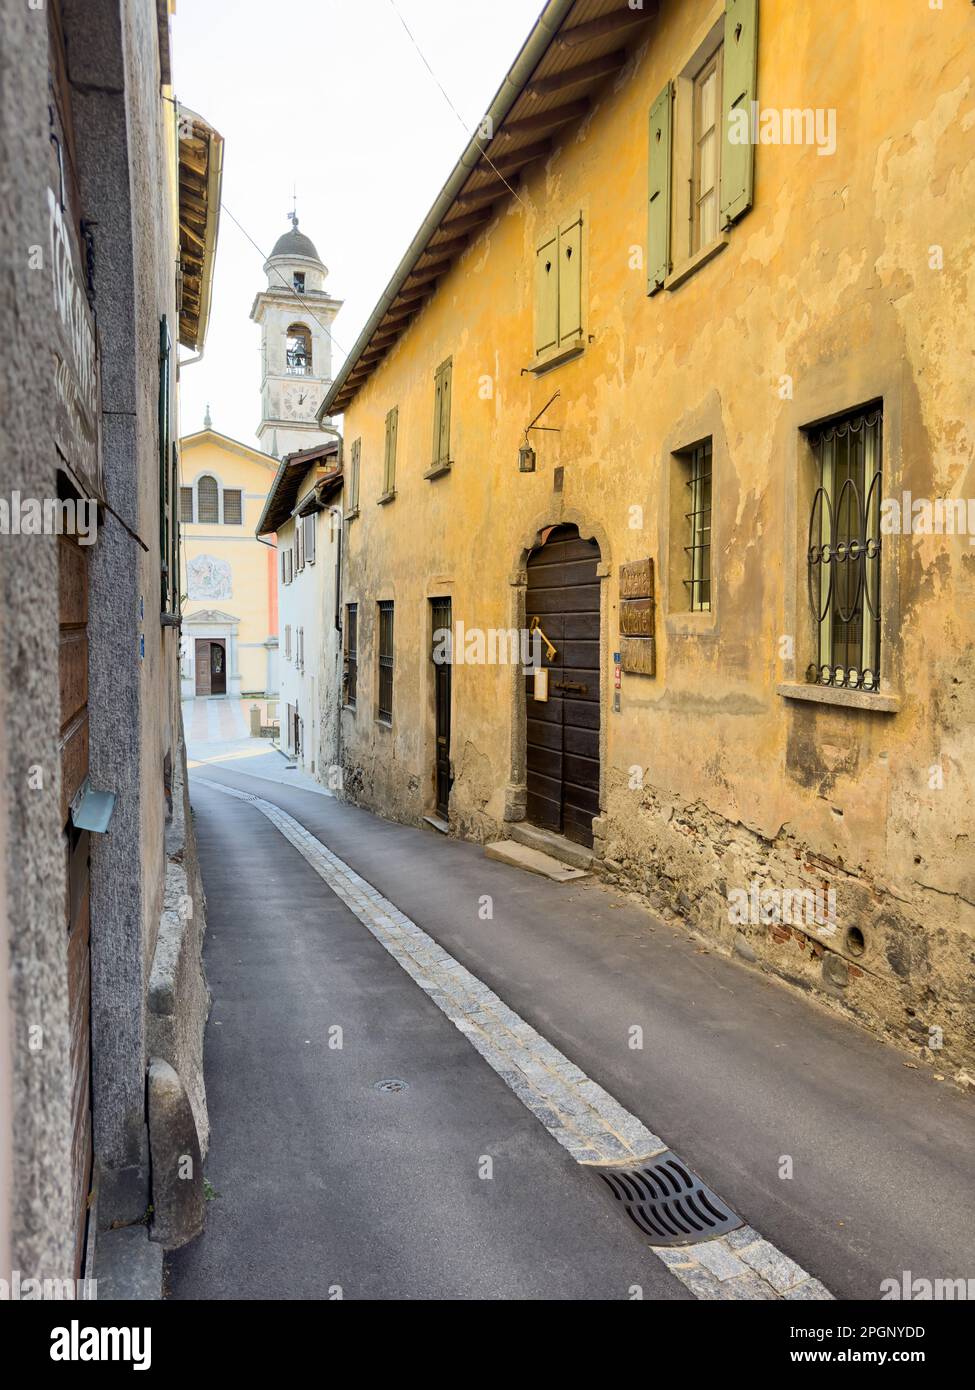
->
[[194, 775, 834, 1302]]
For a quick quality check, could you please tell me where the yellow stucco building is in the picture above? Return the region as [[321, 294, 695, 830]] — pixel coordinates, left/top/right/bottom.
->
[[320, 0, 975, 1071], [179, 424, 280, 699]]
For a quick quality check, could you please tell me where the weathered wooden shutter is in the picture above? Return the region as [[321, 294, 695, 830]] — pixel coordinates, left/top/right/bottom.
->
[[385, 406, 398, 493], [720, 0, 759, 228], [350, 438, 361, 509], [647, 82, 673, 292], [281, 549, 286, 584], [432, 370, 444, 464], [535, 231, 559, 353], [158, 317, 172, 608], [438, 362, 452, 464], [305, 513, 316, 564], [558, 215, 583, 347]]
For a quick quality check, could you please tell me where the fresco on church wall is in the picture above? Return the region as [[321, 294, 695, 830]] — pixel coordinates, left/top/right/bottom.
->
[[188, 554, 232, 600]]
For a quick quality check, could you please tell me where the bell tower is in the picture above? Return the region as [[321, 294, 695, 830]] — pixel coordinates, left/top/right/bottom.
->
[[249, 213, 343, 458]]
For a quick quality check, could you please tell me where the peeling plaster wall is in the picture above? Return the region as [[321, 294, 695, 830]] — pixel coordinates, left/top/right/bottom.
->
[[338, 0, 975, 1069]]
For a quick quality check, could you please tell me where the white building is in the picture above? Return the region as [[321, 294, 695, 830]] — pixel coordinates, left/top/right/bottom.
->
[[249, 215, 343, 460], [256, 443, 344, 780]]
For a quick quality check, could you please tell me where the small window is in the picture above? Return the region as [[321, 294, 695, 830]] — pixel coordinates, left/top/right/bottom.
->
[[179, 487, 194, 523], [344, 603, 358, 708], [692, 50, 722, 253], [682, 440, 712, 611], [293, 272, 305, 293], [806, 407, 883, 691], [223, 489, 242, 525], [377, 600, 394, 724], [197, 475, 219, 524], [286, 323, 312, 376]]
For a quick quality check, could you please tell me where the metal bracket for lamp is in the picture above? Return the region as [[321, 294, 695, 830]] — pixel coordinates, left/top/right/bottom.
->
[[70, 778, 117, 834], [519, 391, 561, 472]]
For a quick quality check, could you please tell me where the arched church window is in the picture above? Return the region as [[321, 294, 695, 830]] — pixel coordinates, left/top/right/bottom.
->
[[197, 474, 219, 524], [286, 323, 312, 376]]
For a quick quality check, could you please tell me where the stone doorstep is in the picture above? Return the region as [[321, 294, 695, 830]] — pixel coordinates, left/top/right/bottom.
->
[[423, 814, 450, 836], [485, 840, 589, 883], [508, 821, 595, 872]]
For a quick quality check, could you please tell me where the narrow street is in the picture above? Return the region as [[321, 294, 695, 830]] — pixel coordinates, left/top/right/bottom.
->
[[168, 707, 975, 1302]]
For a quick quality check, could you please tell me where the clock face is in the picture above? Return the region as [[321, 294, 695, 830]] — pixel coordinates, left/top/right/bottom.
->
[[282, 387, 316, 420]]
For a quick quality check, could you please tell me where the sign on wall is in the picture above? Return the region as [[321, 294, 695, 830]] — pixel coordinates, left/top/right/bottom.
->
[[619, 558, 656, 677]]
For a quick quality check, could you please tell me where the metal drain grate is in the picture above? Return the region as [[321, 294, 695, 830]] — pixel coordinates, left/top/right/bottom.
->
[[594, 1151, 743, 1246]]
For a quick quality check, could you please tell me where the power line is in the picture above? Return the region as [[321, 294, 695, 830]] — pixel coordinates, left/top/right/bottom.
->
[[220, 200, 353, 365], [385, 0, 527, 210]]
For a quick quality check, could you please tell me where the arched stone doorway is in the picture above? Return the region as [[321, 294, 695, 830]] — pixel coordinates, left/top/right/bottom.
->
[[524, 524, 602, 848]]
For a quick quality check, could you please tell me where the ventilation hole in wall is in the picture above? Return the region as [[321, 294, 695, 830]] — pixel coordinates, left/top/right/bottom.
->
[[845, 926, 866, 957]]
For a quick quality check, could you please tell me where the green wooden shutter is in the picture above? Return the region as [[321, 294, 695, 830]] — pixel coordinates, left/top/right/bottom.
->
[[349, 438, 361, 510], [535, 232, 559, 353], [720, 0, 759, 228], [432, 369, 444, 464], [558, 214, 583, 347], [158, 316, 172, 608], [385, 406, 398, 493], [647, 83, 673, 293], [438, 361, 452, 464]]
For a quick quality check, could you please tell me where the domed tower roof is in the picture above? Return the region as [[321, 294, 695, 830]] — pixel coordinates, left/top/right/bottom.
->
[[269, 218, 321, 264]]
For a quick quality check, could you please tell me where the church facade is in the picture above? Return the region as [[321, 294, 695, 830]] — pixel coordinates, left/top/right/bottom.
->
[[179, 421, 280, 700]]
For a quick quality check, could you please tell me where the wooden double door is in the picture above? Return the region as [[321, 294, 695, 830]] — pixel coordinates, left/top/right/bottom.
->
[[525, 525, 601, 848], [195, 639, 227, 696]]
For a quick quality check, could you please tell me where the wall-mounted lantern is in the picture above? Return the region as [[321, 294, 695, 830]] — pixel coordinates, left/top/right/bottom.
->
[[519, 390, 561, 473]]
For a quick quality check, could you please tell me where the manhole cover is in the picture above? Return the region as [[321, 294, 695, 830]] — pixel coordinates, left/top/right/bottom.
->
[[594, 1151, 742, 1246], [375, 1079, 409, 1093]]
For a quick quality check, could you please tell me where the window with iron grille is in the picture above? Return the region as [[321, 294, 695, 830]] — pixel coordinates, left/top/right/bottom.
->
[[806, 406, 883, 691], [344, 604, 357, 708], [180, 486, 194, 523], [223, 489, 242, 525], [377, 601, 394, 724], [683, 440, 712, 611], [197, 474, 219, 523]]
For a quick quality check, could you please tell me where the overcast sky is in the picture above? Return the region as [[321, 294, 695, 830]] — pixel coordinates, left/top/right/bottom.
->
[[172, 0, 542, 449]]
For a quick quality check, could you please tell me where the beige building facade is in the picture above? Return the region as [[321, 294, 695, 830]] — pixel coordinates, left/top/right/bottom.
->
[[321, 0, 975, 1073], [179, 425, 280, 700]]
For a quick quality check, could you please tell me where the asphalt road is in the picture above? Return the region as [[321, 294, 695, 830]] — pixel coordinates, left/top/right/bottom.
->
[[167, 777, 687, 1300], [170, 760, 975, 1302]]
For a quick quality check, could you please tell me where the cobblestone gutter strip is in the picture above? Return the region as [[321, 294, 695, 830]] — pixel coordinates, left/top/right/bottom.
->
[[196, 778, 833, 1302]]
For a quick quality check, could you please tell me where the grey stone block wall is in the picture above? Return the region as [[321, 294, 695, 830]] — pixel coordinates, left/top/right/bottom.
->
[[0, 0, 76, 1281], [147, 739, 211, 1157]]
